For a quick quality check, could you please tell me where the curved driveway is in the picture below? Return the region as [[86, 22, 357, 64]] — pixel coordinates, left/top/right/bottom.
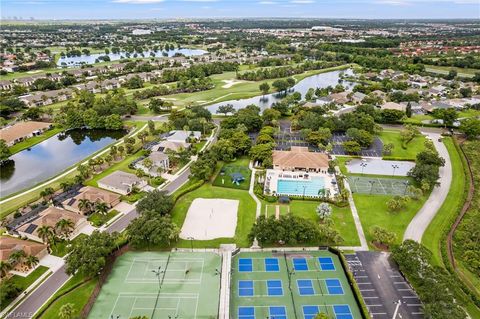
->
[[403, 132, 452, 242]]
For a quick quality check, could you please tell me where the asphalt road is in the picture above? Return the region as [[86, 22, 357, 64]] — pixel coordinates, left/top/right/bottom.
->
[[403, 132, 452, 241], [345, 252, 423, 319], [5, 265, 70, 319]]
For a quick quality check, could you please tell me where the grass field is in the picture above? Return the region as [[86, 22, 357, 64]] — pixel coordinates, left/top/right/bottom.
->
[[36, 273, 97, 319], [212, 157, 252, 190], [353, 193, 426, 247], [424, 65, 478, 78], [231, 251, 362, 319], [379, 130, 426, 160], [171, 183, 256, 248], [422, 137, 465, 266], [88, 251, 221, 319], [288, 200, 361, 247]]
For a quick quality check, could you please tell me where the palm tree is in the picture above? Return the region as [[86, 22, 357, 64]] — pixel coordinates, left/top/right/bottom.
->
[[58, 303, 75, 319], [0, 261, 13, 278], [55, 219, 75, 239], [40, 187, 55, 202], [37, 225, 55, 252], [78, 199, 93, 215], [95, 202, 109, 216], [9, 250, 27, 266], [24, 255, 39, 269]]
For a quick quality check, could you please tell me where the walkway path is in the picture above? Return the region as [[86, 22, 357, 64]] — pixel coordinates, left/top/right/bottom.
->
[[0, 124, 148, 206], [343, 174, 369, 251], [248, 162, 262, 219], [403, 132, 452, 242]]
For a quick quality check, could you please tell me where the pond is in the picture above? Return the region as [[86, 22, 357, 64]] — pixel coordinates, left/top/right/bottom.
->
[[0, 129, 126, 198], [57, 48, 208, 67], [206, 69, 354, 113]]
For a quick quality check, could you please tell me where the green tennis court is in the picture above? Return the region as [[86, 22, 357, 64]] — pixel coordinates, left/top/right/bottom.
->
[[88, 251, 221, 319], [347, 176, 411, 196], [231, 251, 362, 319]]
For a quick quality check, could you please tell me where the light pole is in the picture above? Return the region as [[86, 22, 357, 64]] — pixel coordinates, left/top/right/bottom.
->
[[360, 162, 367, 175], [187, 237, 194, 252], [392, 164, 399, 176], [368, 180, 376, 194], [151, 266, 165, 319]]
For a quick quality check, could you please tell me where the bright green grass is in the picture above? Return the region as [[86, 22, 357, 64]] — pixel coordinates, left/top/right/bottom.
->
[[353, 193, 426, 247], [162, 64, 352, 108], [403, 114, 434, 125], [1, 266, 49, 311], [88, 209, 120, 227], [379, 130, 426, 160], [171, 183, 256, 248], [8, 126, 64, 155], [288, 200, 361, 246], [88, 251, 221, 319], [231, 251, 362, 319], [422, 137, 465, 266], [458, 109, 480, 119], [424, 65, 477, 78], [37, 277, 98, 319], [50, 234, 88, 257], [212, 157, 252, 191]]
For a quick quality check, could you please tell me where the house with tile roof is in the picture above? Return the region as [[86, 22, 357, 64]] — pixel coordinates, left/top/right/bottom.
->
[[272, 147, 329, 173]]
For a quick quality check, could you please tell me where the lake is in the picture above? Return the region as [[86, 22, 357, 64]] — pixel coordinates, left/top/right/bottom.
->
[[57, 48, 207, 67], [206, 68, 354, 113], [0, 129, 126, 198]]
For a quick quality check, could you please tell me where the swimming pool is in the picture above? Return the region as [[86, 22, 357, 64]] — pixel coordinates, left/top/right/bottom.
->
[[276, 177, 325, 197]]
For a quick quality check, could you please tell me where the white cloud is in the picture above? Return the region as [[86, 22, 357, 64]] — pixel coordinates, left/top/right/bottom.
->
[[258, 1, 277, 4], [179, 0, 219, 2], [113, 0, 164, 3], [291, 0, 315, 3], [374, 0, 409, 5]]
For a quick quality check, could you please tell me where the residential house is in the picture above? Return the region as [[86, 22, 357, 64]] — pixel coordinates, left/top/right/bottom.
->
[[60, 186, 121, 214], [352, 92, 367, 104], [381, 102, 406, 112], [272, 147, 329, 173], [0, 237, 47, 272], [135, 152, 170, 176], [0, 80, 13, 91], [328, 91, 351, 104], [0, 121, 52, 146], [98, 171, 147, 195], [151, 140, 190, 153], [17, 207, 87, 242], [165, 130, 201, 143]]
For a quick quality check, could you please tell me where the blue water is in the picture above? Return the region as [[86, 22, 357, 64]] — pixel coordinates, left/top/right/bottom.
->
[[276, 177, 325, 197]]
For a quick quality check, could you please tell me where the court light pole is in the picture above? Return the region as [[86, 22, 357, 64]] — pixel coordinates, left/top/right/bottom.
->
[[360, 162, 367, 175], [368, 180, 376, 194], [187, 237, 194, 252], [392, 164, 399, 176], [152, 266, 164, 291]]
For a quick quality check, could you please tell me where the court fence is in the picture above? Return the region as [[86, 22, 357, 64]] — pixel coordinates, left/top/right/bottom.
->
[[79, 244, 131, 318]]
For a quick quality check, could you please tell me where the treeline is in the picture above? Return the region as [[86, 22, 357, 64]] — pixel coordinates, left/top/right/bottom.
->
[[237, 60, 341, 81], [420, 54, 480, 69], [159, 61, 239, 83], [54, 90, 136, 129], [392, 241, 467, 319], [453, 140, 480, 281]]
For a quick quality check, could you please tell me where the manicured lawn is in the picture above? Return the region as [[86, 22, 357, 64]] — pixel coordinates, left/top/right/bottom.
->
[[87, 209, 120, 227], [379, 130, 426, 160], [288, 200, 361, 246], [422, 137, 466, 266], [1, 266, 49, 311], [50, 234, 88, 257], [8, 126, 64, 155], [212, 157, 252, 191], [353, 193, 426, 247], [403, 114, 434, 125], [171, 183, 256, 248], [36, 274, 97, 319], [424, 64, 477, 78]]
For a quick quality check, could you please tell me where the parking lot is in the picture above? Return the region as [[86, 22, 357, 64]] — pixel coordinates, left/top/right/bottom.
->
[[345, 252, 423, 319]]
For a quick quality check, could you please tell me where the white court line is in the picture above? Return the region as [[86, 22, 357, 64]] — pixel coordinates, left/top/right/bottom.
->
[[363, 296, 379, 299], [356, 282, 372, 285], [359, 289, 375, 292], [128, 296, 138, 319]]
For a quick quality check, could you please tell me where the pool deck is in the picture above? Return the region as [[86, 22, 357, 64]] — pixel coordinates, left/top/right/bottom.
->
[[264, 169, 338, 198]]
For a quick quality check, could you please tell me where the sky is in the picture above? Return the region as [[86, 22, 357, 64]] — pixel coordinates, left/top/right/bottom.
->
[[1, 0, 479, 20]]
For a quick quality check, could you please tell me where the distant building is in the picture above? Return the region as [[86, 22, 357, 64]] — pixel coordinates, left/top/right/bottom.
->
[[165, 130, 201, 143], [132, 29, 152, 35], [381, 102, 406, 112]]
